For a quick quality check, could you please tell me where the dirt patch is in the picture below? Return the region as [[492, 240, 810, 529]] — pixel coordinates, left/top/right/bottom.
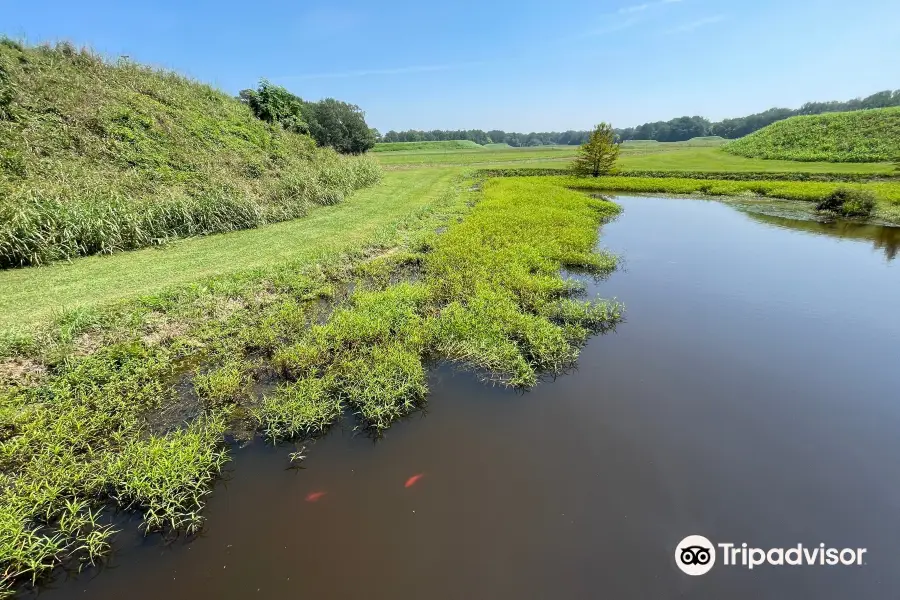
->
[[0, 358, 47, 386], [141, 313, 189, 347], [71, 331, 107, 357]]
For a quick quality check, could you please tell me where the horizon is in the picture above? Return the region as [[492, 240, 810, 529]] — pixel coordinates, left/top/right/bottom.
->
[[4, 0, 898, 132]]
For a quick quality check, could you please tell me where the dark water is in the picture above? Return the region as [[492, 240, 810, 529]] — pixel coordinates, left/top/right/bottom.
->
[[38, 197, 900, 599]]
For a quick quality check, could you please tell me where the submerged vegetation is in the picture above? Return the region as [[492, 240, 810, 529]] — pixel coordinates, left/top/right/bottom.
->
[[0, 175, 622, 595], [0, 41, 381, 268]]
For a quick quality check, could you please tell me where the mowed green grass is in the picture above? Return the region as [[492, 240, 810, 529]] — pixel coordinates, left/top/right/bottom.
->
[[371, 140, 484, 152], [374, 145, 577, 166], [0, 168, 463, 331], [618, 147, 895, 174], [375, 143, 894, 174]]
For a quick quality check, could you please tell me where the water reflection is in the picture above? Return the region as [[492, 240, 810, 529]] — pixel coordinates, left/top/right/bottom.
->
[[744, 212, 900, 261]]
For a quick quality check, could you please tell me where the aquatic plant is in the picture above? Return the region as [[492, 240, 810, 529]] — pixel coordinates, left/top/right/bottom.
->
[[0, 175, 622, 593]]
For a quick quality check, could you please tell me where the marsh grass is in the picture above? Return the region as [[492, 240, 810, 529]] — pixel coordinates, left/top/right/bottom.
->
[[0, 175, 622, 593]]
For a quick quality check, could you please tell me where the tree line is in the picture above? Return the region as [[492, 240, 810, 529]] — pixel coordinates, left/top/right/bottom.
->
[[239, 80, 377, 154], [380, 89, 900, 146]]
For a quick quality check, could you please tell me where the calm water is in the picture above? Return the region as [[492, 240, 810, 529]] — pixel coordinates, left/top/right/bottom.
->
[[38, 196, 900, 599]]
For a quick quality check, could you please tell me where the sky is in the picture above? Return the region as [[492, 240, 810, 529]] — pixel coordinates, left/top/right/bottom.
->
[[3, 0, 898, 132]]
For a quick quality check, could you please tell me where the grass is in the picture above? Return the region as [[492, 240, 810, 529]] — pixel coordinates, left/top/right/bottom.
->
[[0, 40, 381, 268], [724, 107, 900, 162], [375, 146, 578, 167], [0, 173, 622, 595], [617, 147, 894, 175], [564, 175, 900, 223], [622, 136, 726, 147], [372, 140, 484, 152], [375, 143, 894, 176], [0, 169, 462, 331]]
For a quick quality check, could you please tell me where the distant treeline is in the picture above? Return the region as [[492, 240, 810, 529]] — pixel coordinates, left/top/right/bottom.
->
[[379, 89, 900, 146]]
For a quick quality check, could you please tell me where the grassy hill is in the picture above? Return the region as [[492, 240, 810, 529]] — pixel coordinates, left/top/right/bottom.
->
[[0, 40, 381, 268], [724, 107, 900, 162], [372, 140, 484, 152]]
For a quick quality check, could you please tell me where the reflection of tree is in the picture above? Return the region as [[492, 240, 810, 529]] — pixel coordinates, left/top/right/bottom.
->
[[874, 227, 900, 260], [745, 213, 900, 262]]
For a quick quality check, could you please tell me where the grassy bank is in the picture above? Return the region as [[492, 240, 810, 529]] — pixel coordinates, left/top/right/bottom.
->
[[0, 175, 621, 595], [724, 107, 900, 162], [564, 175, 900, 224], [0, 40, 381, 268]]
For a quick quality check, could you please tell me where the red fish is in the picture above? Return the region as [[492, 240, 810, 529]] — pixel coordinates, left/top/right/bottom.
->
[[405, 473, 425, 488], [305, 491, 327, 502]]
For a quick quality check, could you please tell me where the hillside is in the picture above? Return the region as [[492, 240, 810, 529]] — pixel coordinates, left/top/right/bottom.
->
[[372, 140, 484, 152], [724, 107, 900, 162], [0, 40, 381, 268]]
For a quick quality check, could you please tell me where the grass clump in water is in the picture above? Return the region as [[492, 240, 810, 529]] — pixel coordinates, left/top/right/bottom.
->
[[816, 187, 877, 218], [254, 378, 339, 442]]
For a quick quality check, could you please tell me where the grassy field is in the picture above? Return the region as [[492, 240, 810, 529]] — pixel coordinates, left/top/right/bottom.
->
[[375, 142, 896, 175], [617, 146, 894, 174], [372, 140, 484, 152], [375, 145, 576, 167], [724, 107, 900, 162], [0, 172, 622, 596], [0, 40, 380, 268]]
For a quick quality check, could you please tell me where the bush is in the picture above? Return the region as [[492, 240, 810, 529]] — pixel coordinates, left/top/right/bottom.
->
[[816, 188, 877, 217]]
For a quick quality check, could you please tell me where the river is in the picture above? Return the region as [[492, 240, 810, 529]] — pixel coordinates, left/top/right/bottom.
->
[[36, 195, 900, 599]]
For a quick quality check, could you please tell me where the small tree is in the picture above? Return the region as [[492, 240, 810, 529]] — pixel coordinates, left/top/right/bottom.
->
[[572, 122, 619, 177]]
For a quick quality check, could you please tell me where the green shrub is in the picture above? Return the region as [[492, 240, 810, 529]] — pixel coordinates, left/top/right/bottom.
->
[[816, 187, 877, 217]]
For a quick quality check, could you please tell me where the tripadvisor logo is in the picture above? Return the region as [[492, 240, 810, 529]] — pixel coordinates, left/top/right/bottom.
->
[[675, 535, 867, 576]]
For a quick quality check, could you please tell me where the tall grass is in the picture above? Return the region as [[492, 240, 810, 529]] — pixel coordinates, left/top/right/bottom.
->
[[724, 107, 900, 162], [0, 41, 381, 268]]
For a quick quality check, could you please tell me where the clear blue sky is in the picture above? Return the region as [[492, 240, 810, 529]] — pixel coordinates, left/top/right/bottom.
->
[[4, 0, 898, 132]]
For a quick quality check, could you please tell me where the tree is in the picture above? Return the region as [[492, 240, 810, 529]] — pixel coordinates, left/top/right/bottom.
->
[[304, 98, 376, 154], [571, 123, 619, 177], [239, 80, 307, 134]]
